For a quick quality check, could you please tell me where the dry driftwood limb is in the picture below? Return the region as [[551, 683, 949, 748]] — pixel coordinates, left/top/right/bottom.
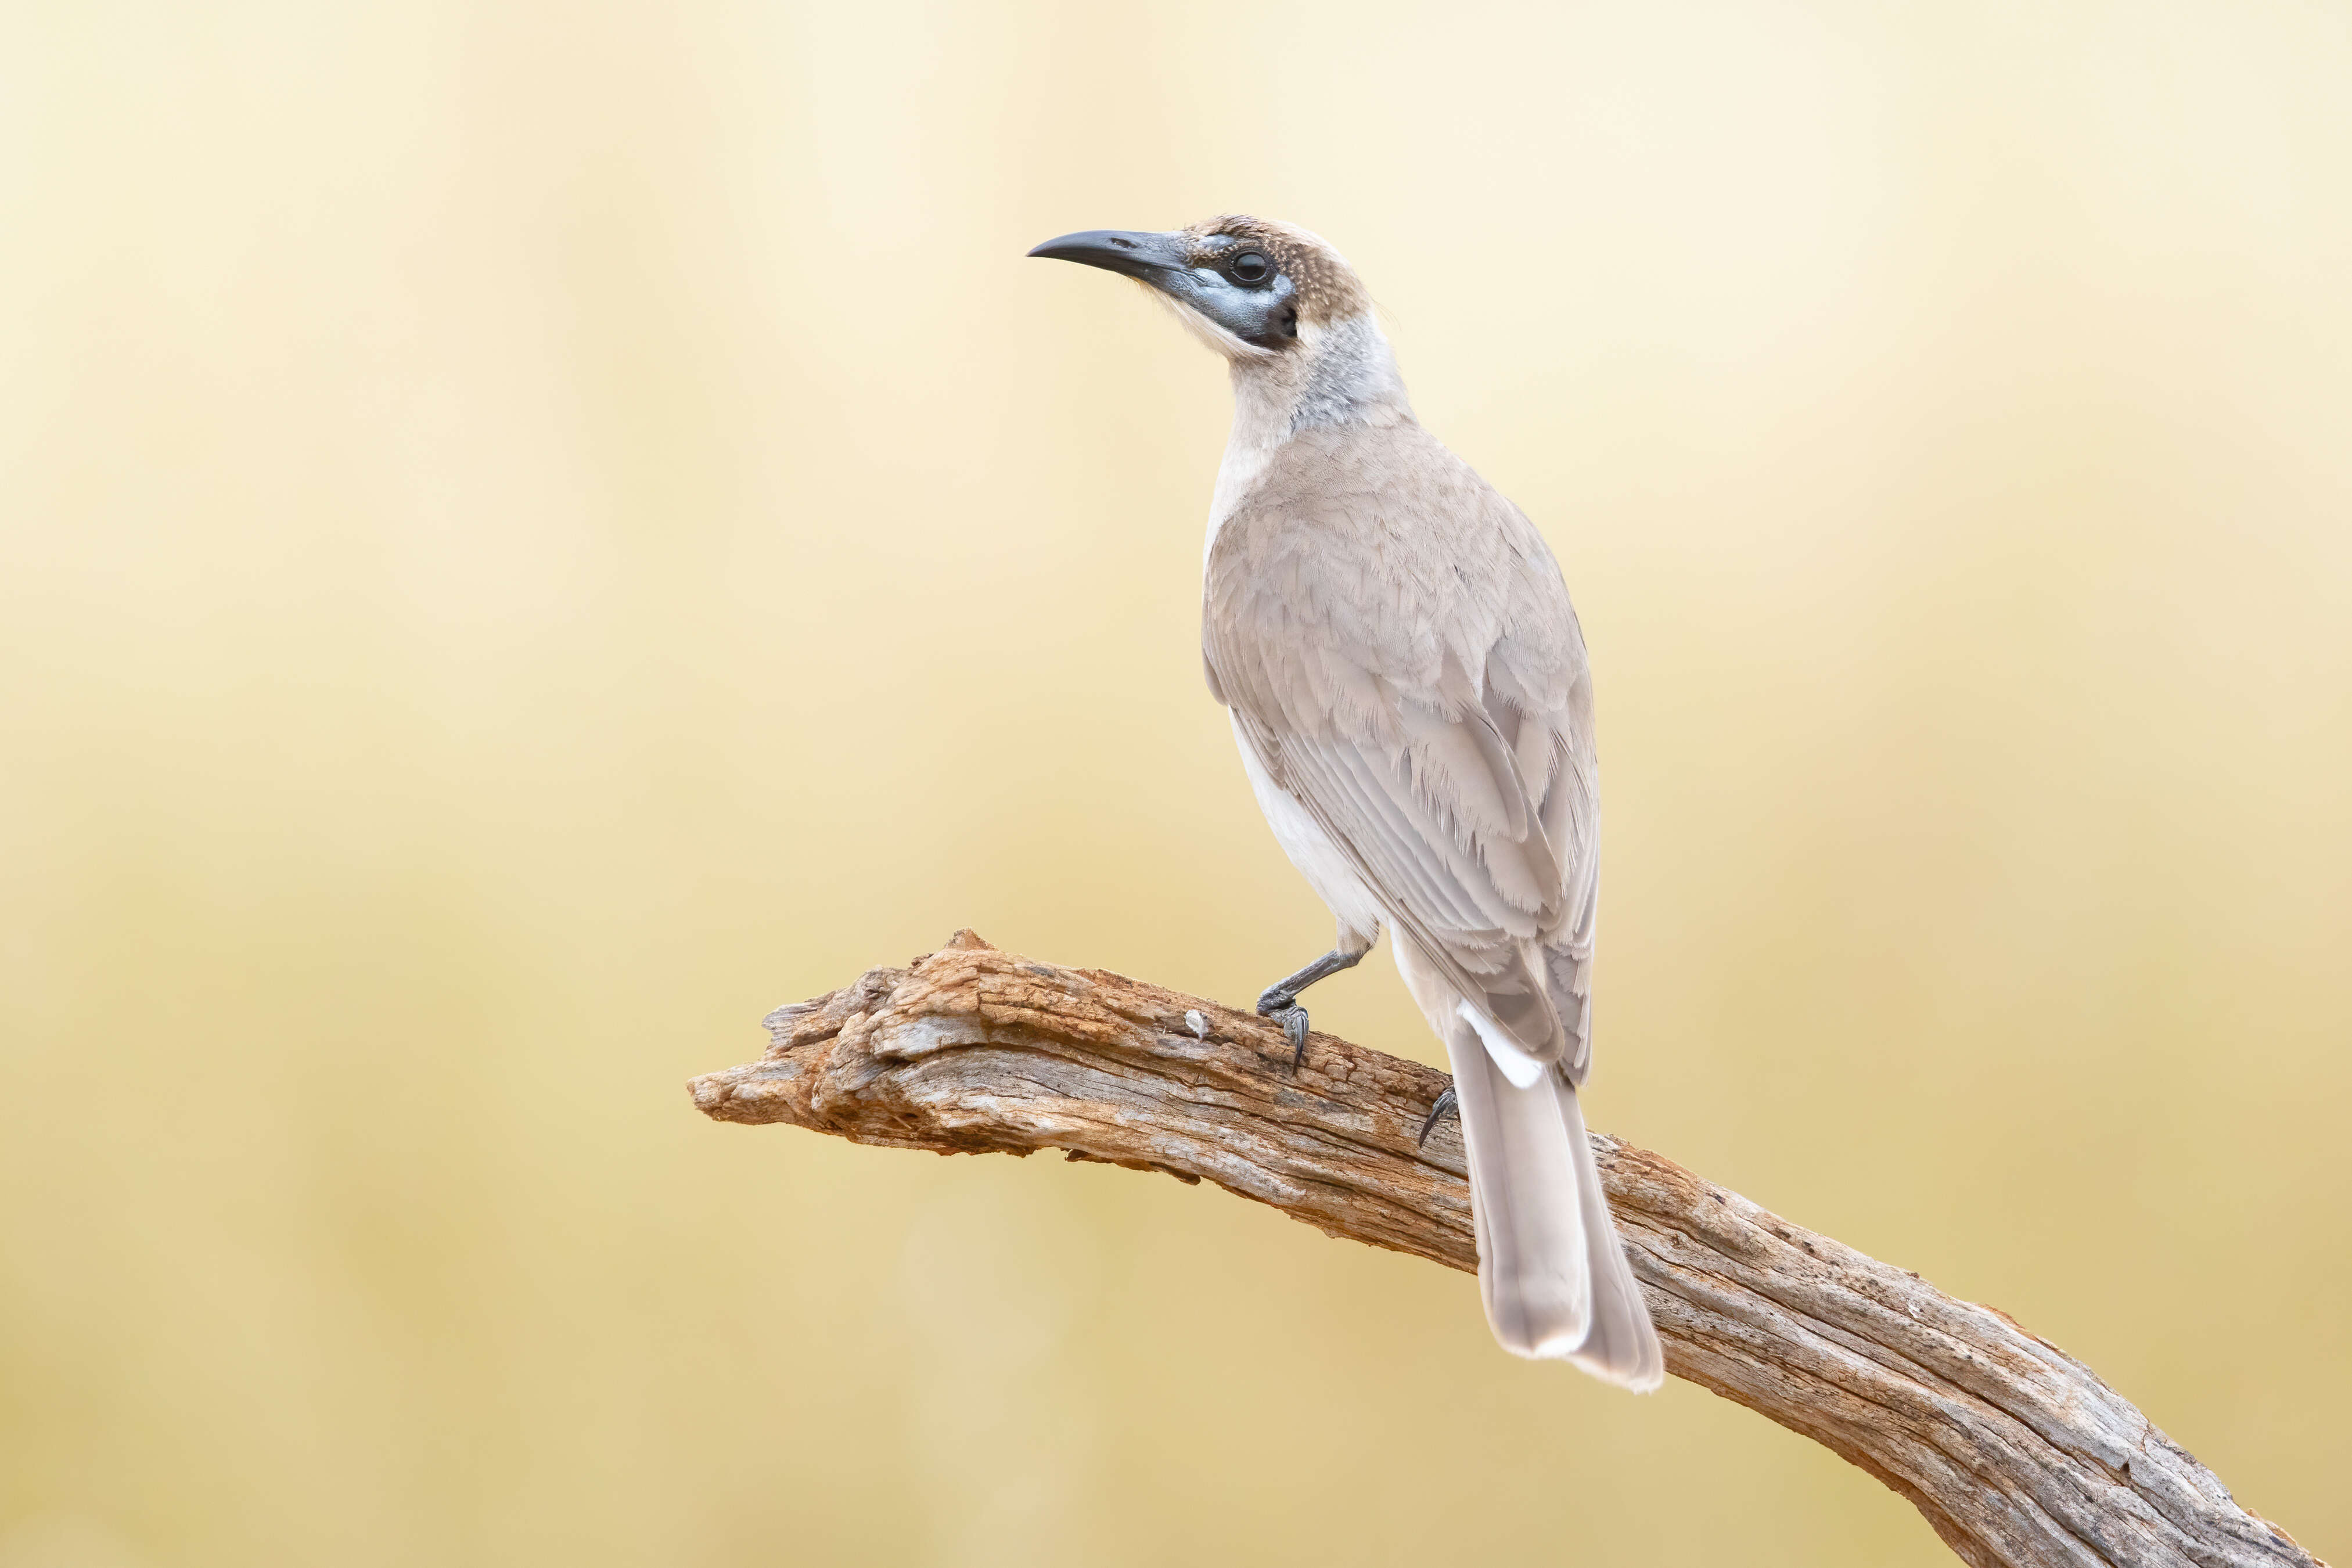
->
[[689, 930, 2321, 1568]]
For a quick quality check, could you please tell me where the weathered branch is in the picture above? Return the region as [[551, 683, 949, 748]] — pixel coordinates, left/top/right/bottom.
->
[[689, 930, 2320, 1568]]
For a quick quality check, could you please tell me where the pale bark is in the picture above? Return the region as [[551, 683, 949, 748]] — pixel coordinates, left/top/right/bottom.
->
[[688, 930, 2321, 1568]]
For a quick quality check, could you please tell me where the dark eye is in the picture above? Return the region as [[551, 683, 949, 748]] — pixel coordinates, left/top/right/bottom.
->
[[1228, 250, 1272, 285]]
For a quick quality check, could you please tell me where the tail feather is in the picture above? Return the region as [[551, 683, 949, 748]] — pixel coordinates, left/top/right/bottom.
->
[[1549, 1071, 1663, 1390], [1443, 1016, 1663, 1391]]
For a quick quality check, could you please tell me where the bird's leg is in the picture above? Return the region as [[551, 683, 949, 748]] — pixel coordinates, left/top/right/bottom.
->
[[1256, 944, 1366, 1070], [1416, 1085, 1458, 1148]]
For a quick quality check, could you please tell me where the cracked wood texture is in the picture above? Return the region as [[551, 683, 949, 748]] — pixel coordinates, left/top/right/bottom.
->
[[689, 931, 2319, 1568]]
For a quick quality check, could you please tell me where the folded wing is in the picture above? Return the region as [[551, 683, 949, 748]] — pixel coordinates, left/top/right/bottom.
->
[[1203, 426, 1599, 1074]]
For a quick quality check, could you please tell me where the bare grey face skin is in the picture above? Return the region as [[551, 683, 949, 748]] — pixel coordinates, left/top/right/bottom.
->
[[1027, 229, 1300, 351]]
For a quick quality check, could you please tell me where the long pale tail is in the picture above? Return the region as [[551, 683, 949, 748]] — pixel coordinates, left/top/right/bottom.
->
[[1441, 1015, 1664, 1390]]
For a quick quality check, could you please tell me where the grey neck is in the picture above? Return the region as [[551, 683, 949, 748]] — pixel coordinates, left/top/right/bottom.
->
[[1232, 313, 1412, 445], [1207, 315, 1414, 552]]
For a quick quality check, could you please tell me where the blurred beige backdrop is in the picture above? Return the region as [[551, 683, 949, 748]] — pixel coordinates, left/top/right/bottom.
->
[[3, 1, 2348, 1564]]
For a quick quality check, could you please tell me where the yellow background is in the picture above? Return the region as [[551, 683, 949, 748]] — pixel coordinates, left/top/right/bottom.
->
[[3, 2, 2347, 1564]]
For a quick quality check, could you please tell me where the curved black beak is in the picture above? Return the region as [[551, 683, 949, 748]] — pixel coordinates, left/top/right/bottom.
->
[[1026, 229, 1191, 282]]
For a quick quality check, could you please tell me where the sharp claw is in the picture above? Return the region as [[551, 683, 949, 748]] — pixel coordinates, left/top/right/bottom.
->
[[1416, 1084, 1458, 1148], [1278, 1006, 1308, 1070]]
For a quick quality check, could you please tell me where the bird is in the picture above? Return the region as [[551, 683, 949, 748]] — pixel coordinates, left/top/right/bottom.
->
[[1027, 216, 1661, 1391]]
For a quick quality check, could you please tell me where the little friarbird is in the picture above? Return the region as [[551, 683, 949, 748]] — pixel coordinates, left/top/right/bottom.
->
[[1030, 216, 1662, 1389]]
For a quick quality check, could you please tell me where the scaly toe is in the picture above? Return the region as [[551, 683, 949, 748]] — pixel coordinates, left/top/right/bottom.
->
[[1283, 1006, 1309, 1070]]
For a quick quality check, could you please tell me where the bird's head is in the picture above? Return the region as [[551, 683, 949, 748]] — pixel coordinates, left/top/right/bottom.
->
[[1027, 214, 1373, 364]]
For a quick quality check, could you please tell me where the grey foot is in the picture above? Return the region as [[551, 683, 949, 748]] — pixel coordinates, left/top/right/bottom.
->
[[1416, 1084, 1458, 1148], [1252, 944, 1368, 1074], [1254, 987, 1311, 1070]]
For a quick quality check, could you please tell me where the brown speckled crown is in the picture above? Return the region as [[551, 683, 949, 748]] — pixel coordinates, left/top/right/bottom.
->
[[1183, 215, 1371, 327]]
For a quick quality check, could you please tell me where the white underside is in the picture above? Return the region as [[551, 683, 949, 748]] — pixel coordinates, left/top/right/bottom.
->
[[1232, 718, 1387, 945]]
